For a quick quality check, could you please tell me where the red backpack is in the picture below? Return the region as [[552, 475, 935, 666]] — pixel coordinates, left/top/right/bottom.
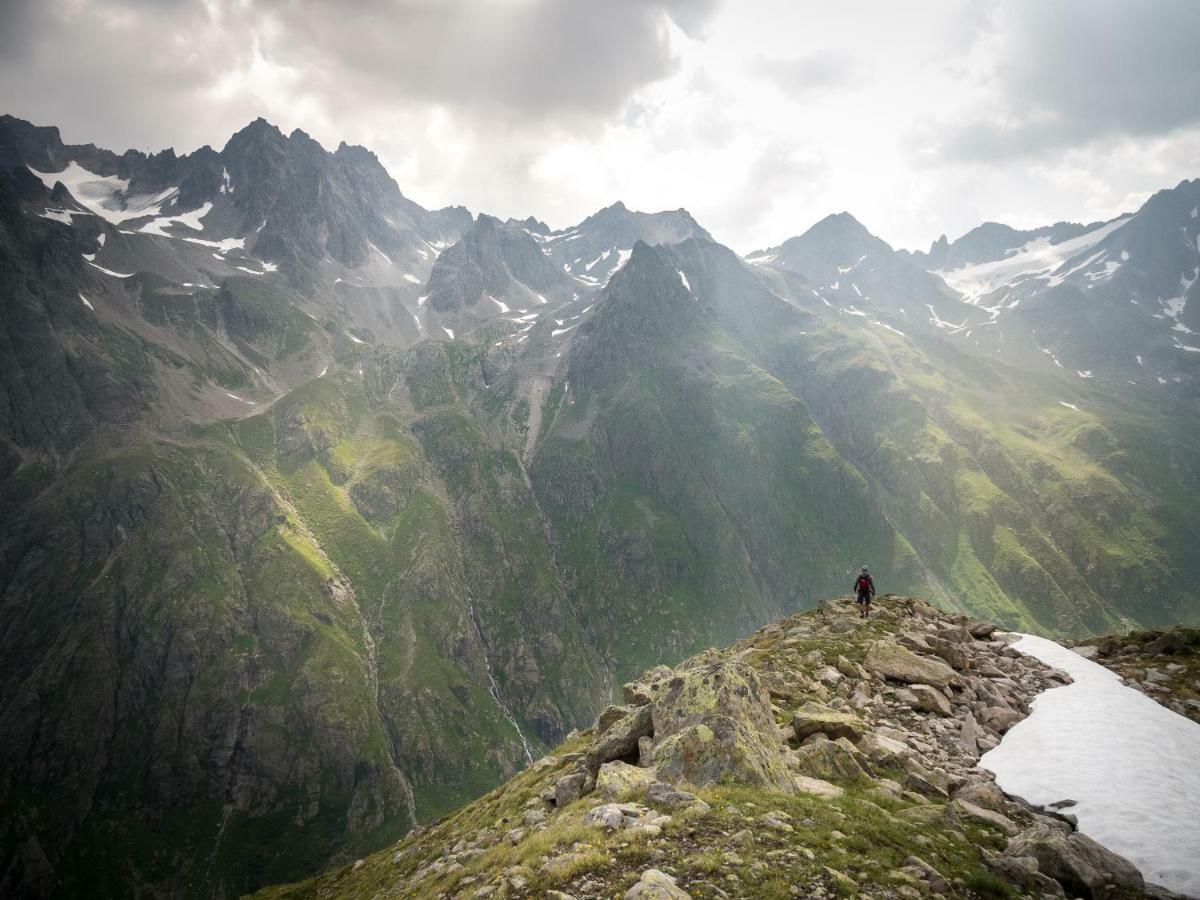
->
[[857, 575, 871, 593]]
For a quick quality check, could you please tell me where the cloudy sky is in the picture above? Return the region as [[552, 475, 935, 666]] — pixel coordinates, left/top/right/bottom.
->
[[2, 0, 1198, 253]]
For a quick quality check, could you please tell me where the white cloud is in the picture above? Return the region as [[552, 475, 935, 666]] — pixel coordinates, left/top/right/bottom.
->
[[1, 0, 1196, 253]]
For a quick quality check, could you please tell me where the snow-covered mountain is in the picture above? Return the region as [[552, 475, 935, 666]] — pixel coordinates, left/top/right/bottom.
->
[[747, 181, 1200, 389], [526, 200, 711, 287]]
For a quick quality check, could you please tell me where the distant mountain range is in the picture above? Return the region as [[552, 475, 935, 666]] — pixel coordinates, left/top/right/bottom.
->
[[1, 113, 1196, 898]]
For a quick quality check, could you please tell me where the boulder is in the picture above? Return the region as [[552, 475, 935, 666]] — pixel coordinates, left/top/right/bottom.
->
[[651, 660, 795, 792], [902, 758, 949, 798], [584, 803, 627, 831], [646, 781, 711, 812], [951, 798, 1018, 835], [953, 780, 1007, 813], [959, 711, 980, 757], [980, 706, 1022, 732], [792, 737, 868, 781], [967, 619, 997, 639], [625, 868, 692, 899], [794, 775, 845, 798], [858, 730, 911, 765], [554, 772, 587, 806], [866, 641, 958, 689], [595, 761, 656, 800], [1005, 823, 1145, 899], [909, 684, 953, 716], [984, 856, 1065, 897], [586, 704, 653, 773], [596, 704, 634, 735], [792, 701, 867, 742]]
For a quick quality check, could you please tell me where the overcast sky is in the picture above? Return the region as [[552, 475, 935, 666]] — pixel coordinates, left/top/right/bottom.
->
[[2, 0, 1198, 253]]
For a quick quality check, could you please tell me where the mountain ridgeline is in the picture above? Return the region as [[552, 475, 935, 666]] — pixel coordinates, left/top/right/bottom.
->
[[0, 114, 1197, 897]]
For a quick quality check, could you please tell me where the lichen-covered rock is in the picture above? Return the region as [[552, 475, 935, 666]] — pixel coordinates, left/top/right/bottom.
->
[[625, 868, 691, 899], [596, 704, 634, 735], [595, 761, 656, 799], [866, 641, 958, 689], [792, 701, 867, 742], [650, 660, 796, 792], [792, 736, 868, 781]]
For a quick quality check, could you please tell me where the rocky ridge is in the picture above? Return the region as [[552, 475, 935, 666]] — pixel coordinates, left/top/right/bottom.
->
[[1068, 627, 1200, 724], [254, 596, 1166, 900]]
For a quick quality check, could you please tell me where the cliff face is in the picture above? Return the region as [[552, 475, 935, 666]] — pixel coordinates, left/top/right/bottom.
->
[[253, 595, 1155, 900]]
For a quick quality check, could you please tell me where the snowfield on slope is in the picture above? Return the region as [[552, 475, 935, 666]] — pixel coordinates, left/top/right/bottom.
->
[[936, 217, 1132, 302], [981, 633, 1200, 896]]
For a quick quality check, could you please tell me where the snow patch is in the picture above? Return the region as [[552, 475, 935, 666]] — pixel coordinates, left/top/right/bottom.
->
[[677, 270, 692, 293], [926, 304, 967, 332], [29, 162, 178, 225], [403, 273, 421, 284], [442, 326, 455, 340], [417, 294, 429, 307], [982, 633, 1200, 897], [87, 261, 134, 278], [346, 333, 365, 345], [78, 293, 94, 310], [40, 208, 78, 225], [368, 242, 393, 265], [1077, 370, 1094, 379], [1057, 401, 1079, 411], [1038, 346, 1065, 369], [488, 295, 510, 313], [225, 392, 255, 405]]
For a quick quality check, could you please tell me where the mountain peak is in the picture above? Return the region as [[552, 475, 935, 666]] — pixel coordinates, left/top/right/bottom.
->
[[223, 117, 285, 150]]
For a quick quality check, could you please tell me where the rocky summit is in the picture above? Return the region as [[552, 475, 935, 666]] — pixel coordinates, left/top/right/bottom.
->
[[252, 595, 1167, 900]]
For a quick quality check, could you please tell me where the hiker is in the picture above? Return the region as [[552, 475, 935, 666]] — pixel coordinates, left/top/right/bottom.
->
[[853, 566, 875, 618]]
